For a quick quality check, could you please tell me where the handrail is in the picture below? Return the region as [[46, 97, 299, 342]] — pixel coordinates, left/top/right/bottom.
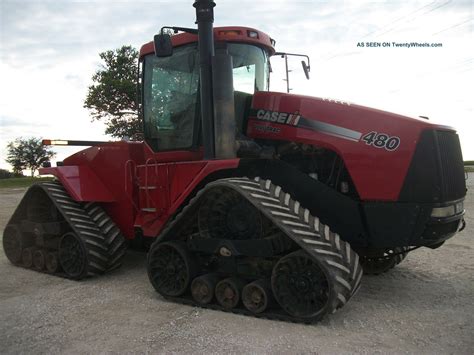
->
[[124, 159, 139, 211]]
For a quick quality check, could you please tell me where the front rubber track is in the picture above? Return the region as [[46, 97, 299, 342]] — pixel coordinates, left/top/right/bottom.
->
[[148, 177, 363, 323]]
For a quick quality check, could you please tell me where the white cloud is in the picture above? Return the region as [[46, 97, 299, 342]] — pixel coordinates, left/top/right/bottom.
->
[[1, 0, 473, 173]]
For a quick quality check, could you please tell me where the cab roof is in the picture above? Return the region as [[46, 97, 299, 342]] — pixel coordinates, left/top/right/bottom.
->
[[139, 26, 275, 58]]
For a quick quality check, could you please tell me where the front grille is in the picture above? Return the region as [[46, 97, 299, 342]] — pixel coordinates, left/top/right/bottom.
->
[[436, 131, 466, 201], [399, 129, 466, 202]]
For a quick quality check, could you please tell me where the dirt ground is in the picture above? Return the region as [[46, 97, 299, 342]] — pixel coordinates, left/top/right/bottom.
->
[[0, 178, 473, 354]]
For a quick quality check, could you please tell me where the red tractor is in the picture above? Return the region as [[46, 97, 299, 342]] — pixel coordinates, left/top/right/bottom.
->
[[3, 0, 466, 322]]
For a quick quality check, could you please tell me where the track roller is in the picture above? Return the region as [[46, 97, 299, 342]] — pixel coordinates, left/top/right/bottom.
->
[[215, 277, 245, 309], [191, 273, 219, 304], [33, 249, 46, 270], [22, 247, 34, 268], [45, 252, 60, 274], [242, 279, 275, 314]]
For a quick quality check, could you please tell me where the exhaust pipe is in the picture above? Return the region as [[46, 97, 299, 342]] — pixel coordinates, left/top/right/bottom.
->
[[194, 0, 216, 159], [194, 0, 236, 159]]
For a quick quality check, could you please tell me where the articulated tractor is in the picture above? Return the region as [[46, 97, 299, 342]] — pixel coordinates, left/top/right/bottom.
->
[[3, 1, 466, 322]]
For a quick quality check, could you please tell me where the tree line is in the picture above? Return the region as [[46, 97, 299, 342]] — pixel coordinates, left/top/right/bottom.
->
[[5, 45, 139, 177]]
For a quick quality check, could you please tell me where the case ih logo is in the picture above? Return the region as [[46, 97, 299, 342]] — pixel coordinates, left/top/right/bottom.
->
[[256, 109, 301, 126]]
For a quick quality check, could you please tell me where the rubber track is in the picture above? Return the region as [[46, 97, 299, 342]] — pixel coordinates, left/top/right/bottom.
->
[[7, 182, 115, 278], [149, 177, 363, 323], [37, 181, 111, 277], [83, 202, 127, 271]]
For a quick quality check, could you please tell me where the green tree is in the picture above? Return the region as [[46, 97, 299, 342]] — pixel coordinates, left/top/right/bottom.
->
[[84, 45, 141, 139], [6, 137, 55, 177]]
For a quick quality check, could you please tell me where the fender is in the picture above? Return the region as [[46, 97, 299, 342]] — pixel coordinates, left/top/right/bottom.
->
[[39, 166, 115, 202]]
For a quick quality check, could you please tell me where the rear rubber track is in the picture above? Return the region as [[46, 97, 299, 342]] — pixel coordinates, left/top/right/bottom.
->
[[4, 181, 125, 279]]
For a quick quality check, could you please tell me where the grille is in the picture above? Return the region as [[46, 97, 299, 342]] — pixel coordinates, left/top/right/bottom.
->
[[399, 129, 466, 203], [436, 131, 466, 201]]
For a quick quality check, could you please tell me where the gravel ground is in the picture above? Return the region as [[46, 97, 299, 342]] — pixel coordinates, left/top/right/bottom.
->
[[0, 177, 473, 354]]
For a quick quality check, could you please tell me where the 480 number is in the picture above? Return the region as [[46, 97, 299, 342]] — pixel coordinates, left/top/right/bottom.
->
[[361, 131, 400, 151]]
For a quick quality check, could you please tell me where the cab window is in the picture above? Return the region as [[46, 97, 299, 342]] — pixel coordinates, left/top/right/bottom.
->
[[143, 45, 199, 151]]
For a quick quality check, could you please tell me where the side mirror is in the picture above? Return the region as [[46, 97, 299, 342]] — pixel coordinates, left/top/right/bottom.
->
[[154, 33, 173, 57], [301, 60, 310, 80]]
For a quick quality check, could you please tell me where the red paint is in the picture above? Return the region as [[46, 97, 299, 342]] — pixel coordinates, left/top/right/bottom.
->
[[40, 140, 238, 240], [139, 26, 275, 58], [40, 165, 114, 202], [248, 91, 453, 201]]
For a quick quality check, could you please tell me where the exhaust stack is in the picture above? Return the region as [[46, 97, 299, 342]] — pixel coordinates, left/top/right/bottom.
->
[[194, 0, 236, 160], [194, 0, 216, 159]]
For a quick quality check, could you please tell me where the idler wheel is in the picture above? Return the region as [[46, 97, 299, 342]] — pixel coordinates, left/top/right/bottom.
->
[[33, 249, 46, 270], [45, 252, 60, 274], [215, 277, 244, 309], [147, 241, 196, 297], [3, 224, 24, 264], [272, 250, 330, 319], [59, 232, 87, 279], [242, 279, 274, 314], [198, 188, 266, 240], [191, 274, 219, 304], [22, 247, 34, 268]]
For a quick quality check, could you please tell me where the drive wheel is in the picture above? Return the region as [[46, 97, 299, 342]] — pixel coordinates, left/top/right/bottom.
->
[[198, 188, 267, 240], [272, 250, 330, 319], [360, 248, 408, 275], [59, 232, 87, 279], [148, 241, 196, 297], [3, 224, 24, 265]]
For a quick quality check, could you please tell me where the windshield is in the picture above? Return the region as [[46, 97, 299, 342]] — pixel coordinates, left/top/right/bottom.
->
[[142, 43, 269, 151], [228, 43, 269, 93]]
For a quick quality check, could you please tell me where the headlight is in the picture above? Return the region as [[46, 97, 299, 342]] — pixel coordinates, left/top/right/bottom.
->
[[431, 201, 464, 218]]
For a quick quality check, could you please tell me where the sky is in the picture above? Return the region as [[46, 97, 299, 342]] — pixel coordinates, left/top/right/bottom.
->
[[1, 0, 473, 172]]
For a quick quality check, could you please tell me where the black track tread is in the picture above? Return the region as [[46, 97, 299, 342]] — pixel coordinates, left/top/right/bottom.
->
[[37, 181, 109, 278], [4, 181, 112, 279], [148, 176, 363, 323], [83, 202, 127, 271]]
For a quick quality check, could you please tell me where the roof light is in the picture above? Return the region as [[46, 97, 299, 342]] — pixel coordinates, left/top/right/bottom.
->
[[247, 30, 259, 39], [218, 30, 242, 36]]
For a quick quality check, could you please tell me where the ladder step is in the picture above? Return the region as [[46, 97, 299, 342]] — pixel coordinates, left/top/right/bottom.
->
[[141, 208, 157, 212]]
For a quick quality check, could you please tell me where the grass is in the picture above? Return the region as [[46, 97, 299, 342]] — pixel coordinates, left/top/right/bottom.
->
[[465, 161, 474, 173], [0, 176, 54, 189]]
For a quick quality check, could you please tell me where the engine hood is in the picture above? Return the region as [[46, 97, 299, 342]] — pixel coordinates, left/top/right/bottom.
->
[[247, 91, 456, 201]]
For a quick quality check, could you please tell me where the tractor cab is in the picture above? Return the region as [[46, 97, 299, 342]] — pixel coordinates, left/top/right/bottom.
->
[[139, 27, 274, 154]]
